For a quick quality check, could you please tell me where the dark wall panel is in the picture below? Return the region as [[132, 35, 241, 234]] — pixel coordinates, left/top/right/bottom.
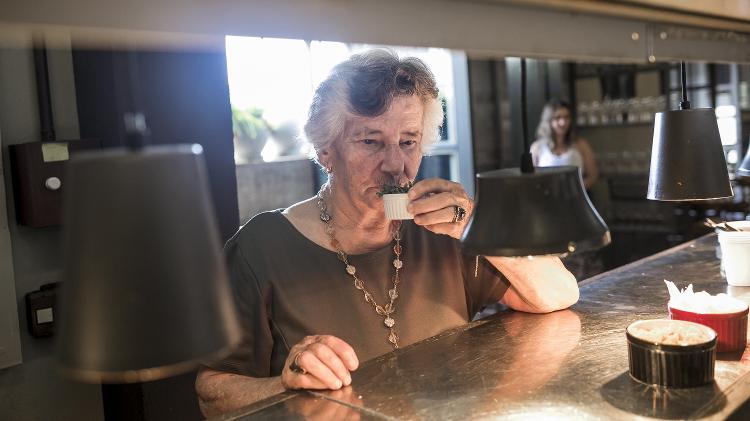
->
[[72, 48, 239, 241]]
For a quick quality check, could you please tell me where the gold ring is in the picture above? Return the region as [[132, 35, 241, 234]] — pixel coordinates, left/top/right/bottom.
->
[[288, 352, 306, 375]]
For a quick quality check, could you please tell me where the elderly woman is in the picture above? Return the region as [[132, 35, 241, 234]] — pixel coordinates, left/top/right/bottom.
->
[[196, 50, 579, 417]]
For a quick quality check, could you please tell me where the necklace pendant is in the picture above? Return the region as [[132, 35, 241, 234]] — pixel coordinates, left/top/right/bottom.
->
[[384, 317, 395, 328], [388, 331, 399, 345]]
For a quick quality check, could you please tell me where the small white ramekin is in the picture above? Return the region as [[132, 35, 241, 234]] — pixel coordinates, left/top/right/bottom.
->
[[382, 193, 412, 220]]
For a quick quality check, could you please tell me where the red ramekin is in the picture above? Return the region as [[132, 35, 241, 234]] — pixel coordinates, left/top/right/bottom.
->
[[669, 305, 748, 353]]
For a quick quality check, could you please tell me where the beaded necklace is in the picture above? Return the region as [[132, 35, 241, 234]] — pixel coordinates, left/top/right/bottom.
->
[[316, 191, 403, 348]]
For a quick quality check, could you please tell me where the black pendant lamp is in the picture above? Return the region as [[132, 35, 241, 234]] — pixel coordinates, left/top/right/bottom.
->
[[461, 58, 610, 257], [647, 62, 733, 200], [57, 118, 241, 383], [56, 54, 241, 383]]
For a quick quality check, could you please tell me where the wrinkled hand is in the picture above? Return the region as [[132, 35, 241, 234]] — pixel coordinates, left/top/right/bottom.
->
[[281, 335, 359, 391], [407, 178, 474, 239]]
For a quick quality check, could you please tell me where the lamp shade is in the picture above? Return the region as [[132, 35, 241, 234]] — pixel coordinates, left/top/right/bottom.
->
[[737, 144, 750, 182], [647, 109, 733, 200], [461, 166, 610, 256], [57, 144, 241, 383]]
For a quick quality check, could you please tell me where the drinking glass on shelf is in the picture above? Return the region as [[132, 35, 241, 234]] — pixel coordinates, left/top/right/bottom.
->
[[588, 100, 601, 126], [577, 102, 589, 127], [626, 98, 639, 124], [656, 95, 667, 113], [600, 99, 612, 125], [639, 97, 655, 122], [612, 99, 625, 124]]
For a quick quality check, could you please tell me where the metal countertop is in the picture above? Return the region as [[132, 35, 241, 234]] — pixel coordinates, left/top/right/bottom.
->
[[226, 234, 750, 420]]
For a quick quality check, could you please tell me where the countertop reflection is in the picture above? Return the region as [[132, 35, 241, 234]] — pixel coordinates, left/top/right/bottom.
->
[[228, 235, 750, 420]]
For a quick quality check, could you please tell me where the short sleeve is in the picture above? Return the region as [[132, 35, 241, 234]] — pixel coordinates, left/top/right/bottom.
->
[[462, 254, 510, 318], [204, 234, 275, 377]]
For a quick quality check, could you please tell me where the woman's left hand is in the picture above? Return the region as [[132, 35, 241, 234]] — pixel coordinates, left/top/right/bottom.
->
[[407, 178, 473, 240]]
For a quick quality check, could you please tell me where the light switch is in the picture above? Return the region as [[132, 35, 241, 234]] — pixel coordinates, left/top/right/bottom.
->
[[36, 308, 53, 324]]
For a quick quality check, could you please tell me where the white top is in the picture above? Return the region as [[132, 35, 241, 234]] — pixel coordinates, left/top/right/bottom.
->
[[532, 139, 584, 169]]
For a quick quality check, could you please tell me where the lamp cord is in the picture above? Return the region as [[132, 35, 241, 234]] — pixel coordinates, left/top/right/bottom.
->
[[114, 50, 149, 150], [32, 36, 56, 143], [520, 58, 534, 173], [679, 61, 691, 110]]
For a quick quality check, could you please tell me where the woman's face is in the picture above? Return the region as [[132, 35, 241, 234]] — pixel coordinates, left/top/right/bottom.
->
[[322, 95, 424, 212], [550, 107, 571, 138]]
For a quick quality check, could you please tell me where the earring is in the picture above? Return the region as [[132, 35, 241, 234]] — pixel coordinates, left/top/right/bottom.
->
[[326, 166, 333, 174]]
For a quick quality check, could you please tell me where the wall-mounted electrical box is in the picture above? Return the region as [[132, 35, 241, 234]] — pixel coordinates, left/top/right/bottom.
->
[[9, 139, 100, 227], [25, 282, 59, 338]]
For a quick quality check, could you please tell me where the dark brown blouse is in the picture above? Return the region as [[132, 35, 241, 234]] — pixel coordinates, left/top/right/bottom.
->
[[209, 210, 508, 377]]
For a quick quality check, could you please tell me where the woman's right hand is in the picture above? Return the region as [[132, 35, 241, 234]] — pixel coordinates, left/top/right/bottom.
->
[[280, 335, 359, 390]]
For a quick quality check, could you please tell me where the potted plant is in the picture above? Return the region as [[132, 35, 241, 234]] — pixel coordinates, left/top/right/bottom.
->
[[232, 106, 269, 163], [267, 119, 302, 158], [378, 181, 414, 220]]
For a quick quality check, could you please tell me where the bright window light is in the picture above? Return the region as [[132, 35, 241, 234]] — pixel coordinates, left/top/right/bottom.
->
[[715, 105, 736, 118], [717, 117, 737, 146], [226, 36, 311, 124]]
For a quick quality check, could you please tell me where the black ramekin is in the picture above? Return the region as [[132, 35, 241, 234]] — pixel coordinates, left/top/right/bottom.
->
[[626, 319, 717, 388]]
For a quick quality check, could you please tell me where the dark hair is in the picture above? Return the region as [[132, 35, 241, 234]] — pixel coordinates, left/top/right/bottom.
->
[[304, 49, 442, 162], [536, 98, 574, 147]]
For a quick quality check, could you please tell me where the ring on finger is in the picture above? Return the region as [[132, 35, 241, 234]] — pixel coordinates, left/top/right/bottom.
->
[[289, 352, 307, 375], [451, 205, 467, 223]]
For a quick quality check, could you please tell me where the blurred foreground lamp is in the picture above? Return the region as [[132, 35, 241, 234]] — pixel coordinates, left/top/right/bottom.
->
[[647, 62, 732, 201], [57, 118, 240, 383], [461, 59, 610, 256]]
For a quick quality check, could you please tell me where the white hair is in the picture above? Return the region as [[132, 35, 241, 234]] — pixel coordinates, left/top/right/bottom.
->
[[304, 49, 443, 165]]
